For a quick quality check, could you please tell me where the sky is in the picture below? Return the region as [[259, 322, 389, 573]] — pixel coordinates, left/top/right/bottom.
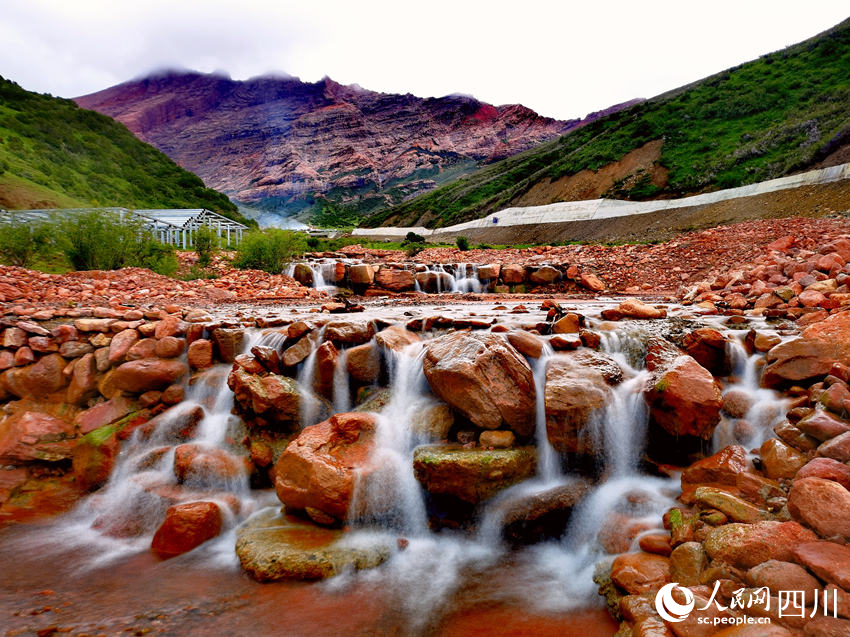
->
[[1, 0, 848, 121]]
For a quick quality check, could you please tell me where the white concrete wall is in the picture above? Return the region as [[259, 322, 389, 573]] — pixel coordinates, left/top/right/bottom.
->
[[351, 162, 850, 240]]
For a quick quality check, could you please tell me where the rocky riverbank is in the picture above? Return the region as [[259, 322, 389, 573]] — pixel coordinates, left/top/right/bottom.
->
[[2, 214, 850, 635]]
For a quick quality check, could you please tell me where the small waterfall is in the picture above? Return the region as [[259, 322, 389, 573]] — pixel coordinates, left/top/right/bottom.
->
[[332, 347, 352, 413], [296, 328, 327, 429], [350, 343, 429, 535], [533, 344, 561, 482], [58, 328, 269, 565], [714, 335, 787, 451], [285, 260, 338, 292], [454, 263, 482, 293]]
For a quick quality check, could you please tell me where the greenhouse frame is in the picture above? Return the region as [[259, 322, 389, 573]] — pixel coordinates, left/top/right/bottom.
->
[[0, 207, 250, 248]]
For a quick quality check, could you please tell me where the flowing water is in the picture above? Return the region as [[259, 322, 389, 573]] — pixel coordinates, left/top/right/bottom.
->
[[0, 301, 786, 635]]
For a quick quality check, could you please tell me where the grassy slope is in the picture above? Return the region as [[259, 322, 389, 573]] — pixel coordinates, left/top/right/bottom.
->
[[365, 18, 850, 228], [0, 76, 252, 224]]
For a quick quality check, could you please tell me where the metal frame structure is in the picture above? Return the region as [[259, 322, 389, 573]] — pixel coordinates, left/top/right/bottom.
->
[[0, 207, 249, 248]]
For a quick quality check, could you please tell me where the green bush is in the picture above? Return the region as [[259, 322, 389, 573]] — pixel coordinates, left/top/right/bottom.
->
[[180, 264, 218, 281], [456, 236, 470, 251], [193, 225, 217, 267], [0, 215, 50, 267], [54, 210, 177, 275], [405, 231, 426, 244], [405, 242, 426, 257], [233, 229, 308, 273]]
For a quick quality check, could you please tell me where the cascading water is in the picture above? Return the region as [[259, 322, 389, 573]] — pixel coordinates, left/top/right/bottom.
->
[[56, 329, 278, 566], [332, 346, 352, 414], [713, 334, 787, 451], [533, 344, 560, 482], [454, 263, 482, 293], [296, 326, 327, 428]]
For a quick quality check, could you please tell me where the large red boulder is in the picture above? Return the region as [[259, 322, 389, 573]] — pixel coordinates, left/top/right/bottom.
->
[[704, 521, 817, 569], [763, 312, 850, 386], [644, 355, 722, 439], [423, 332, 535, 436], [274, 412, 377, 524], [796, 457, 850, 490], [375, 268, 415, 292], [0, 411, 76, 463], [111, 359, 188, 393], [544, 350, 623, 453], [793, 542, 850, 590], [151, 501, 223, 559], [2, 353, 68, 398], [374, 325, 420, 351], [66, 352, 98, 405], [682, 328, 729, 376], [788, 477, 850, 541], [187, 339, 214, 370]]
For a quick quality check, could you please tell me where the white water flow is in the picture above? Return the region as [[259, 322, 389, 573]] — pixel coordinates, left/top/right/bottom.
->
[[454, 263, 482, 293], [55, 329, 275, 567], [332, 346, 352, 413], [350, 343, 430, 534], [297, 326, 327, 428], [285, 261, 338, 292], [533, 344, 560, 482], [713, 335, 787, 451]]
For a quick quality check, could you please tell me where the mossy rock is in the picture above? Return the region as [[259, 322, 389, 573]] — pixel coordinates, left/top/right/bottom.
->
[[235, 508, 392, 581]]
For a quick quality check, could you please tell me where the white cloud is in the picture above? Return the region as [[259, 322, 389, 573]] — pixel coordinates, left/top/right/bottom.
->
[[1, 0, 847, 120]]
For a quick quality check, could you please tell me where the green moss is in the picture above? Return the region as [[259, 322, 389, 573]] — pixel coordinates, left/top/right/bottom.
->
[[82, 423, 120, 446]]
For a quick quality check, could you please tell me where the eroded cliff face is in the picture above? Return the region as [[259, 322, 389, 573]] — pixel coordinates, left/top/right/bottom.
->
[[75, 72, 580, 218]]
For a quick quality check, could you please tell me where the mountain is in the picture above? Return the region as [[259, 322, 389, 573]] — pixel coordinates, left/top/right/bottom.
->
[[75, 72, 630, 224], [364, 18, 850, 229], [0, 76, 246, 222]]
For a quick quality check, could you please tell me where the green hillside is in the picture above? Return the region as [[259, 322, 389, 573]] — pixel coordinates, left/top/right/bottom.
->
[[0, 76, 251, 224], [364, 18, 850, 229]]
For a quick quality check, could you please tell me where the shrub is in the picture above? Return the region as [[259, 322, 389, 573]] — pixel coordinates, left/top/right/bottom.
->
[[456, 236, 470, 251], [233, 229, 308, 273], [405, 231, 426, 244], [306, 237, 320, 249], [193, 225, 217, 268], [405, 242, 426, 257], [0, 214, 50, 267], [54, 210, 177, 275], [180, 264, 218, 281]]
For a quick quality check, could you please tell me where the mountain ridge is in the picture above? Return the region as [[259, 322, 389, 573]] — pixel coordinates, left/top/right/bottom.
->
[[75, 71, 638, 223]]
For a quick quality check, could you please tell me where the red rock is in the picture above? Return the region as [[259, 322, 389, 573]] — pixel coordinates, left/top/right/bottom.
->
[[112, 359, 188, 393], [797, 410, 850, 441], [375, 268, 415, 292], [578, 272, 606, 292], [173, 443, 248, 485], [28, 336, 57, 353], [604, 299, 667, 320], [187, 339, 214, 370], [74, 395, 135, 434], [544, 350, 622, 453], [764, 312, 850, 386], [74, 318, 116, 333], [423, 332, 535, 436], [348, 264, 374, 285], [2, 353, 68, 398], [788, 477, 850, 540], [324, 320, 376, 345], [126, 338, 157, 360], [528, 266, 560, 285], [346, 342, 380, 383], [107, 329, 139, 364], [506, 330, 544, 358], [161, 384, 185, 405], [682, 328, 728, 376], [374, 325, 420, 351], [2, 327, 28, 348], [13, 347, 35, 366], [745, 559, 820, 599], [151, 501, 223, 559], [796, 457, 850, 490], [72, 428, 120, 491], [0, 411, 76, 463], [58, 340, 94, 358], [704, 521, 817, 569], [644, 355, 722, 439], [552, 313, 581, 334], [154, 315, 188, 339], [154, 336, 186, 359], [759, 438, 807, 480], [793, 541, 850, 590], [313, 341, 338, 395], [138, 390, 162, 407], [638, 533, 672, 557], [610, 552, 670, 595], [0, 350, 13, 371], [681, 445, 749, 488], [274, 412, 378, 523], [228, 367, 302, 424], [500, 264, 525, 284], [210, 328, 244, 363], [818, 432, 850, 462]]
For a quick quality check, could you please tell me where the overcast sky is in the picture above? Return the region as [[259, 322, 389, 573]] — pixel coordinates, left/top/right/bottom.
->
[[1, 1, 847, 120]]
